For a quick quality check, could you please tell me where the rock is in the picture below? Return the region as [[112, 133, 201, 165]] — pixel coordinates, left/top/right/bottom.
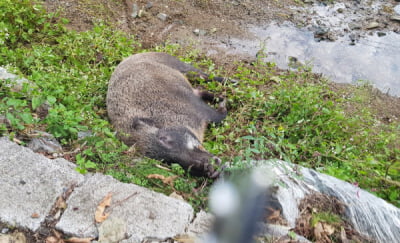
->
[[0, 232, 26, 243], [98, 217, 127, 243], [145, 2, 153, 9], [56, 173, 194, 240], [231, 0, 240, 6], [390, 15, 400, 22], [327, 33, 338, 41], [0, 137, 85, 232], [131, 4, 139, 18], [1, 228, 9, 234], [313, 26, 330, 40], [35, 101, 50, 119], [0, 67, 36, 93], [193, 29, 207, 36], [366, 22, 380, 29], [348, 22, 362, 30], [337, 8, 344, 14], [377, 32, 386, 37], [27, 131, 62, 154], [157, 13, 168, 21], [138, 9, 146, 18]]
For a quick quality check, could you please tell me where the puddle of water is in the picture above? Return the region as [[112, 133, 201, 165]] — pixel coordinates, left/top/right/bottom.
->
[[221, 23, 400, 96]]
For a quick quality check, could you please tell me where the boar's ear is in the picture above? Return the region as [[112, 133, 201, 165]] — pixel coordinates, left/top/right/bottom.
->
[[131, 117, 159, 132]]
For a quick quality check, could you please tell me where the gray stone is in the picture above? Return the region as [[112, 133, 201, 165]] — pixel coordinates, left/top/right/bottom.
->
[[131, 4, 139, 18], [348, 22, 362, 30], [145, 2, 153, 10], [27, 131, 62, 154], [231, 0, 240, 6], [0, 67, 35, 93], [390, 15, 400, 22], [193, 29, 207, 36], [56, 173, 194, 240], [377, 32, 386, 37], [187, 210, 214, 237], [366, 22, 380, 29], [0, 137, 85, 231], [98, 217, 127, 243], [157, 13, 168, 21]]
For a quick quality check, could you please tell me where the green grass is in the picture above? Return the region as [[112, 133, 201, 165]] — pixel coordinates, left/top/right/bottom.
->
[[0, 0, 399, 209]]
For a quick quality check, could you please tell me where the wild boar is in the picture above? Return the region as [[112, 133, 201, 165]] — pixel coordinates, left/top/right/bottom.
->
[[106, 52, 227, 178]]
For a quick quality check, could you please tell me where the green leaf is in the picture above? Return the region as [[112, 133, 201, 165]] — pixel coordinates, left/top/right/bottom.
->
[[31, 96, 44, 110], [47, 95, 57, 104], [19, 112, 33, 124], [85, 160, 97, 169]]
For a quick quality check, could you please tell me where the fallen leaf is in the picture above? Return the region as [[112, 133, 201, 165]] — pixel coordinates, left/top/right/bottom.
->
[[95, 192, 112, 223], [173, 234, 195, 243], [55, 196, 67, 210], [53, 230, 62, 239], [267, 207, 281, 222], [45, 236, 63, 243], [340, 226, 349, 243], [31, 213, 40, 218], [314, 222, 324, 241], [147, 174, 165, 180], [64, 237, 94, 243], [270, 76, 282, 83], [147, 174, 178, 185], [322, 222, 335, 236]]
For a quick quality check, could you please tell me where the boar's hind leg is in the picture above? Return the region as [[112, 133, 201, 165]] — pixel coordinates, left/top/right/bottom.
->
[[205, 98, 227, 124]]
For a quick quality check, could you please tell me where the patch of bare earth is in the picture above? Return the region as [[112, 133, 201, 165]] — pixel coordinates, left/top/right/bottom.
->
[[294, 193, 374, 243]]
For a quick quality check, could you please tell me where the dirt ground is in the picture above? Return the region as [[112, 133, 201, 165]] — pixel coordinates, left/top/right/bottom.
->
[[42, 0, 400, 122]]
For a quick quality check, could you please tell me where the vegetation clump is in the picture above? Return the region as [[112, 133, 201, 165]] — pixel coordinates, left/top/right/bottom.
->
[[0, 0, 399, 209]]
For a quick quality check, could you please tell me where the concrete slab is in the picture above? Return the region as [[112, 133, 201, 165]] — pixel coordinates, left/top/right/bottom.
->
[[56, 173, 194, 240], [0, 137, 85, 231]]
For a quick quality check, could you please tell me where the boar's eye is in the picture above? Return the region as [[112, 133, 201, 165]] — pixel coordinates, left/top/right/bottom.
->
[[158, 134, 174, 149]]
